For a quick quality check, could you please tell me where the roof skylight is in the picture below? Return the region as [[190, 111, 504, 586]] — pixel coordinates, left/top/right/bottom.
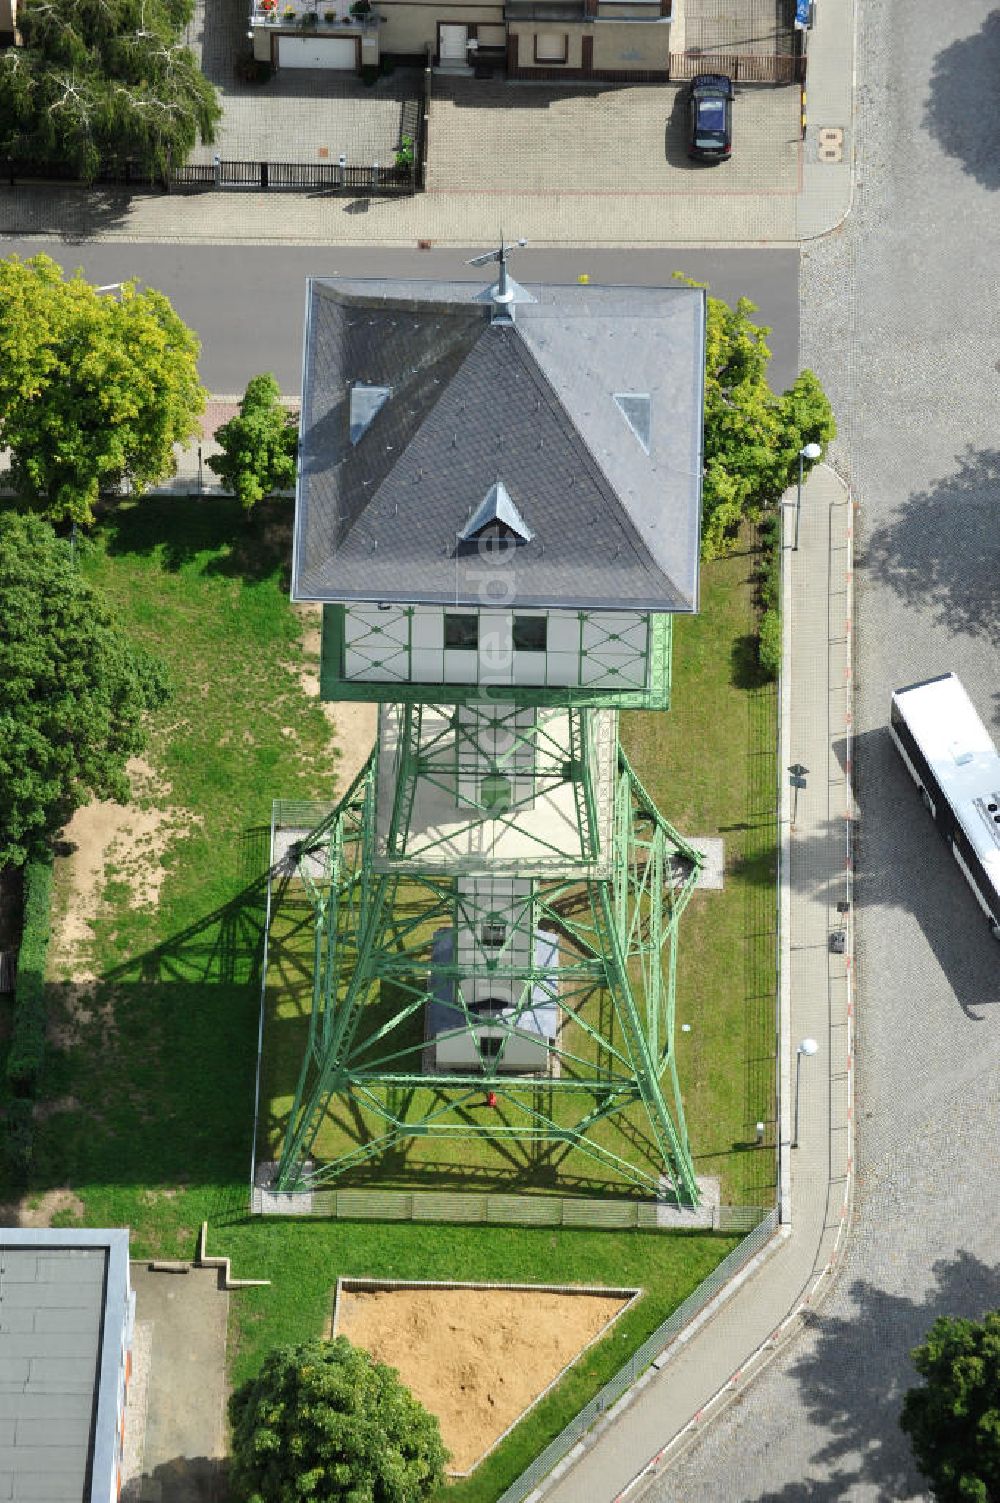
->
[[349, 383, 391, 445], [613, 392, 651, 454]]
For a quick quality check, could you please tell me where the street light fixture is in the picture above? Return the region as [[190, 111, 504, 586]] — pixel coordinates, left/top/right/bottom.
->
[[792, 1036, 819, 1148], [793, 442, 823, 552]]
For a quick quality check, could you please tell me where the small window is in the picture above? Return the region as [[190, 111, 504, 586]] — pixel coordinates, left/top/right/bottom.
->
[[534, 30, 567, 62], [481, 919, 506, 948], [445, 613, 479, 650], [479, 1035, 503, 1061], [513, 615, 547, 653]]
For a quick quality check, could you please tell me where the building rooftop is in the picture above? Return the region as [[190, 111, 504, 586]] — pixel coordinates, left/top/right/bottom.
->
[[293, 275, 706, 613], [0, 1229, 130, 1503]]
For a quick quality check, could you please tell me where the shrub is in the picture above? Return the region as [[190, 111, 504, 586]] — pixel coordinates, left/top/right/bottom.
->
[[229, 1336, 449, 1503], [7, 856, 53, 1098], [758, 549, 780, 613], [901, 1312, 1000, 1503], [207, 374, 297, 512], [758, 609, 781, 681]]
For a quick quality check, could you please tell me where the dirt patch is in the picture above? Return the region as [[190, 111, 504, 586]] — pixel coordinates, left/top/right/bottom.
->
[[49, 757, 199, 982], [335, 1284, 632, 1472], [294, 605, 376, 800], [0, 1187, 85, 1228]]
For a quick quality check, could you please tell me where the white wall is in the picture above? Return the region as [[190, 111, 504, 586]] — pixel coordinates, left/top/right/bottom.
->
[[343, 605, 650, 691]]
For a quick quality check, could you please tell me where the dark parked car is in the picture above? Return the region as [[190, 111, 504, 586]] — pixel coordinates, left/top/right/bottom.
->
[[687, 73, 734, 162]]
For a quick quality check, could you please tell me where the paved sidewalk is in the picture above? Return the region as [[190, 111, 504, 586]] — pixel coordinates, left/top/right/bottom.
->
[[538, 466, 855, 1503], [0, 0, 853, 245]]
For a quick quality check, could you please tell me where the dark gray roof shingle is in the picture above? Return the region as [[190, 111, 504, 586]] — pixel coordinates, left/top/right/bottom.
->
[[293, 277, 705, 612]]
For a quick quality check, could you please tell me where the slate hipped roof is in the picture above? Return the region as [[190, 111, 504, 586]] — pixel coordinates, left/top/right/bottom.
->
[[292, 276, 706, 612]]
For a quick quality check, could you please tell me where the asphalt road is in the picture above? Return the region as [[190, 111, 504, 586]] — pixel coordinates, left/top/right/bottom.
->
[[0, 240, 799, 395], [648, 1, 1000, 1499]]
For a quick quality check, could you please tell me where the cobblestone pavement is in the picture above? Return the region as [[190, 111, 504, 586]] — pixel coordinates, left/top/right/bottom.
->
[[183, 0, 416, 165], [427, 79, 800, 195], [645, 1, 1000, 1498], [682, 0, 795, 57]]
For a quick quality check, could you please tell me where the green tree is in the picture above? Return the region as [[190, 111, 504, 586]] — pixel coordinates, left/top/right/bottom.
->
[[0, 254, 206, 526], [687, 279, 836, 559], [0, 0, 220, 182], [0, 513, 169, 867], [900, 1312, 1000, 1503], [208, 374, 298, 511], [228, 1336, 449, 1503]]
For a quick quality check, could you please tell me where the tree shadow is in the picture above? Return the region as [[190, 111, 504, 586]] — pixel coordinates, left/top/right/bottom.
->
[[746, 1249, 1000, 1500], [924, 11, 1000, 189], [731, 632, 771, 691], [0, 183, 137, 241], [126, 1454, 228, 1503], [97, 494, 293, 585], [862, 447, 1000, 650]]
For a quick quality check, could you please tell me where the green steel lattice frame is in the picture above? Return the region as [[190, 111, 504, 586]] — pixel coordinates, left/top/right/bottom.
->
[[272, 724, 704, 1204]]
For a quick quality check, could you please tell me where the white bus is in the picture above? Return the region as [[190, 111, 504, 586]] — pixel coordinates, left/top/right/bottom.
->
[[890, 672, 1000, 941]]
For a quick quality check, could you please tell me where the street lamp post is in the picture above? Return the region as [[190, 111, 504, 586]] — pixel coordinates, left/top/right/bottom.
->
[[792, 1036, 819, 1148], [793, 442, 823, 551]]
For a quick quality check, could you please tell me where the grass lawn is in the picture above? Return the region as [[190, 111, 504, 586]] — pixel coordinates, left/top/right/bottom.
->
[[622, 536, 778, 1206], [5, 498, 774, 1501]]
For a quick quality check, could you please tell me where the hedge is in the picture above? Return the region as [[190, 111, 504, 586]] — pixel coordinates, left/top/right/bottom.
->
[[7, 856, 53, 1098], [758, 608, 781, 681]]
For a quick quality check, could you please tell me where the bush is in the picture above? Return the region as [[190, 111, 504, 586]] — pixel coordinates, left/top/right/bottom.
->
[[7, 856, 53, 1098], [758, 550, 780, 613], [208, 374, 297, 513], [901, 1312, 1000, 1502], [758, 609, 781, 681], [229, 1336, 449, 1503]]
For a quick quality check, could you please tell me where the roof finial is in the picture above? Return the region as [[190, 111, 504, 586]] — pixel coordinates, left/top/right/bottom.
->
[[466, 234, 530, 324]]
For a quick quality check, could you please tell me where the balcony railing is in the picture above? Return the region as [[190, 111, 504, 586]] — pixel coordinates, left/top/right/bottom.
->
[[251, 0, 379, 29]]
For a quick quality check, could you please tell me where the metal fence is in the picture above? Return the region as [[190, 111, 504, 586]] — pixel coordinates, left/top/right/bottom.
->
[[3, 154, 417, 196], [169, 157, 416, 193], [495, 1206, 780, 1503], [252, 1182, 772, 1232], [669, 52, 805, 83]]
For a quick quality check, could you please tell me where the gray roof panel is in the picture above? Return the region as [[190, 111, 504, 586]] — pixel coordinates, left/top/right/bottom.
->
[[293, 277, 705, 612], [0, 1232, 131, 1503]]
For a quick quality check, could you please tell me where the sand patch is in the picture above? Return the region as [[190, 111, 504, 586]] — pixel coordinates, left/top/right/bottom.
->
[[0, 1187, 85, 1228], [335, 1282, 636, 1472], [49, 757, 199, 982], [294, 604, 376, 800]]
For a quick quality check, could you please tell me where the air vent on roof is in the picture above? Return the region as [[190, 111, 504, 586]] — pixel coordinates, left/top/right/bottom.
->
[[349, 383, 390, 445], [459, 480, 534, 545], [613, 393, 651, 454]]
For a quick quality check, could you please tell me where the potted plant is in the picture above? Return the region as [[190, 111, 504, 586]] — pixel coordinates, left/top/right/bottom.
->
[[301, 9, 318, 24], [349, 0, 370, 18], [394, 133, 414, 170], [282, 5, 296, 20], [323, 7, 336, 19]]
